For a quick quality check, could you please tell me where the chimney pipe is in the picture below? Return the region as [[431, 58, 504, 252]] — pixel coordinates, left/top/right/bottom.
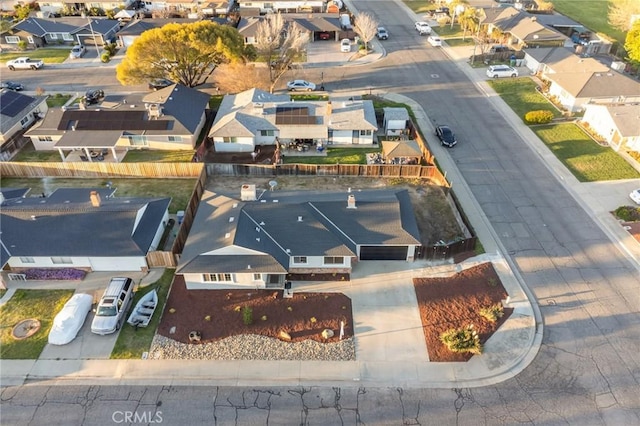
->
[[326, 100, 332, 116], [347, 194, 356, 209], [90, 191, 101, 207]]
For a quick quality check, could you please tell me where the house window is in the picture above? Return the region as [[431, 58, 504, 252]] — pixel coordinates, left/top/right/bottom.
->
[[51, 257, 72, 264], [5, 36, 19, 44], [222, 137, 237, 143], [128, 135, 148, 146], [253, 273, 262, 281], [202, 273, 232, 282], [27, 36, 34, 44], [63, 34, 74, 41], [20, 257, 35, 263], [293, 256, 307, 264], [360, 130, 372, 136], [50, 33, 58, 39], [167, 136, 183, 142], [323, 256, 343, 265], [260, 130, 274, 137], [20, 116, 30, 126], [39, 136, 53, 142]]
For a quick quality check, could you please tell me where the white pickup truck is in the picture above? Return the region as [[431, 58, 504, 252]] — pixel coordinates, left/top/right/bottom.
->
[[6, 57, 44, 70]]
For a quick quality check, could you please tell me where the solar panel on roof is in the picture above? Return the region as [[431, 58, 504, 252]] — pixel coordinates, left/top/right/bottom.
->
[[57, 110, 170, 131], [0, 91, 34, 118], [275, 106, 318, 125]]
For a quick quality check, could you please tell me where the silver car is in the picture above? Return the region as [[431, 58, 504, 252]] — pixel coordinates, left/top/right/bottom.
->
[[69, 44, 86, 59]]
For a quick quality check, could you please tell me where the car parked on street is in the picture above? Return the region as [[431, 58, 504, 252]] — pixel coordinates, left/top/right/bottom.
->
[[148, 78, 174, 90], [415, 21, 432, 35], [340, 38, 351, 52], [286, 80, 316, 91], [435, 125, 457, 147], [427, 36, 442, 47], [69, 44, 86, 59], [486, 65, 518, 78], [376, 27, 389, 40], [1, 81, 25, 91], [82, 88, 105, 105]]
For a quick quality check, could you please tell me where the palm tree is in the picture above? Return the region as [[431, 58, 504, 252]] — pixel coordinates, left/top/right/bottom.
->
[[458, 7, 481, 41]]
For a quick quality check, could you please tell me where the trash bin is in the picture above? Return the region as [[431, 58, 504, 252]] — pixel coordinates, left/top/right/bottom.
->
[[510, 55, 516, 67], [177, 210, 185, 225]]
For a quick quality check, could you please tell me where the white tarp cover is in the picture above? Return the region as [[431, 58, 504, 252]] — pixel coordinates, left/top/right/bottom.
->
[[48, 293, 93, 345]]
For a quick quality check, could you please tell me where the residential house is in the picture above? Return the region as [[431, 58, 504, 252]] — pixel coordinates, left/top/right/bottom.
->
[[0, 188, 171, 272], [26, 84, 211, 159], [209, 89, 377, 153], [177, 188, 422, 289], [237, 0, 325, 15], [237, 14, 342, 44], [522, 46, 608, 75], [117, 18, 199, 47], [582, 104, 640, 153], [37, 0, 132, 15], [1, 17, 119, 50], [382, 107, 409, 136], [1, 0, 21, 12], [0, 90, 48, 161]]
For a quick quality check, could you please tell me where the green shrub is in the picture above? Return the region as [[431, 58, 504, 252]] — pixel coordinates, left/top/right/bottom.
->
[[614, 206, 640, 222], [440, 325, 482, 355], [104, 42, 117, 56], [479, 303, 504, 323], [242, 306, 253, 325], [100, 52, 111, 63], [17, 40, 27, 51], [524, 110, 554, 124]]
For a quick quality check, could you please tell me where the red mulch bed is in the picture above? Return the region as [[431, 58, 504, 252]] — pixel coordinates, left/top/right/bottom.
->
[[413, 262, 513, 362], [158, 276, 353, 344]]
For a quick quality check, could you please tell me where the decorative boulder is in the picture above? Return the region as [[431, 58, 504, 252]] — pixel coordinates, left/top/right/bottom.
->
[[321, 329, 334, 340], [278, 330, 292, 342], [189, 331, 201, 342]]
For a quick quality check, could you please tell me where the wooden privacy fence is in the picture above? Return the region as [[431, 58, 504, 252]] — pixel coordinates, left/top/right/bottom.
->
[[0, 162, 204, 178], [146, 251, 178, 268]]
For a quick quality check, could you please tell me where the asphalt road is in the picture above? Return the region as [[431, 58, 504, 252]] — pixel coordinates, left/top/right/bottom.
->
[[2, 1, 640, 424]]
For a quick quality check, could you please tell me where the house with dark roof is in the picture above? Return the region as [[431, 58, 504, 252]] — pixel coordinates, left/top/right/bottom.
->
[[177, 188, 422, 289], [0, 17, 119, 50], [0, 90, 48, 161], [209, 88, 377, 153], [36, 1, 132, 16], [26, 84, 211, 160], [237, 0, 325, 15], [0, 188, 171, 272], [582, 104, 640, 153], [238, 14, 343, 44], [117, 18, 200, 47]]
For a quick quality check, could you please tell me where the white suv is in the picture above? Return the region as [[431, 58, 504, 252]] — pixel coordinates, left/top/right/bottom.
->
[[486, 65, 518, 78]]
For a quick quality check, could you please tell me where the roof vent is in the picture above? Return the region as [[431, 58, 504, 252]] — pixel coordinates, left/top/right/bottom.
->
[[241, 184, 257, 201], [256, 237, 260, 242], [297, 216, 303, 222], [225, 233, 231, 238], [247, 264, 251, 269], [31, 215, 36, 220], [229, 216, 234, 222], [347, 194, 356, 209]]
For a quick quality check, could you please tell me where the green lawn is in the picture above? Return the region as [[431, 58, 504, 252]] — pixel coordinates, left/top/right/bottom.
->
[[403, 0, 437, 15], [290, 94, 330, 101], [46, 94, 72, 108], [283, 147, 379, 164], [111, 269, 174, 359], [0, 289, 74, 359], [0, 178, 197, 213], [0, 289, 6, 299], [550, 0, 626, 44], [533, 123, 640, 182], [444, 38, 476, 47], [122, 150, 195, 162], [435, 24, 467, 39], [0, 48, 72, 64], [11, 145, 62, 162], [488, 78, 561, 122], [209, 95, 224, 110]]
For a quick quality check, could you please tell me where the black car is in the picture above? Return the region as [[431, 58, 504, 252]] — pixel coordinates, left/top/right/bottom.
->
[[148, 78, 174, 91], [1, 81, 24, 91], [83, 89, 105, 105], [435, 125, 457, 147]]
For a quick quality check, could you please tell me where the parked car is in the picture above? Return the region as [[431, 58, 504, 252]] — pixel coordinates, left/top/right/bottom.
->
[[48, 293, 93, 345], [486, 65, 518, 78], [435, 125, 457, 147], [317, 31, 331, 40], [630, 189, 640, 205], [82, 89, 105, 105], [1, 81, 24, 91], [148, 78, 174, 90], [376, 27, 389, 40], [415, 21, 432, 35], [286, 80, 316, 91], [427, 36, 442, 47], [69, 44, 86, 59], [489, 45, 513, 54], [340, 38, 351, 53], [91, 277, 134, 335]]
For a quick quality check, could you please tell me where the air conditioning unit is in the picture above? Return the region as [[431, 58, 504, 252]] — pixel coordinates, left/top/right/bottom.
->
[[148, 104, 163, 119]]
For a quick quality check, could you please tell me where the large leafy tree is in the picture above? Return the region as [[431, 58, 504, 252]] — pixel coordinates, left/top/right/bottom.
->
[[116, 21, 247, 88], [625, 20, 640, 64], [609, 0, 640, 32], [353, 12, 378, 53], [255, 13, 308, 94]]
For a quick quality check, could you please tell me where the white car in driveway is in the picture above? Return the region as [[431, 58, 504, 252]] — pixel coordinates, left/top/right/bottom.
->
[[287, 79, 316, 91], [415, 21, 432, 35], [69, 44, 86, 59], [48, 293, 93, 345], [630, 189, 640, 205], [340, 38, 351, 52], [486, 65, 519, 78], [427, 36, 442, 46]]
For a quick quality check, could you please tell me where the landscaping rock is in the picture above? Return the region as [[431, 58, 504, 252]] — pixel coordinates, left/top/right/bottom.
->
[[321, 329, 334, 340], [278, 330, 292, 342]]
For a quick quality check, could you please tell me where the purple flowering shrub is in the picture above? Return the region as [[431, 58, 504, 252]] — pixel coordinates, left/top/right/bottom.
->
[[23, 268, 87, 280]]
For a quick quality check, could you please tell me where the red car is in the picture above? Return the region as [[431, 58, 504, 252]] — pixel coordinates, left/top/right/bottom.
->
[[318, 31, 331, 40]]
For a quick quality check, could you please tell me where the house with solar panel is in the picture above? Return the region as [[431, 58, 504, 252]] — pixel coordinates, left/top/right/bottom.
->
[[0, 187, 171, 272], [208, 88, 377, 154], [0, 89, 48, 161], [177, 187, 421, 289], [25, 84, 210, 161]]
